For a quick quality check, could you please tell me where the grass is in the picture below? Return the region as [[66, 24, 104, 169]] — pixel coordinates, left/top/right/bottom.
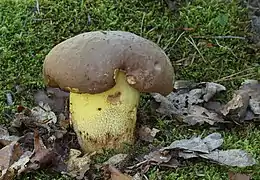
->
[[0, 0, 259, 179]]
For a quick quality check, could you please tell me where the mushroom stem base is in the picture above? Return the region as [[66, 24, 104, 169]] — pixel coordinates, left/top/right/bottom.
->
[[70, 71, 140, 153]]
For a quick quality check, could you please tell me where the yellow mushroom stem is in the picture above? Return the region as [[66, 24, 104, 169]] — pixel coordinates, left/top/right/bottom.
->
[[69, 70, 140, 153]]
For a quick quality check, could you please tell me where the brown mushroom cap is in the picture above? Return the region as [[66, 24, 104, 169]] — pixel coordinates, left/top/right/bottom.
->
[[43, 31, 174, 95]]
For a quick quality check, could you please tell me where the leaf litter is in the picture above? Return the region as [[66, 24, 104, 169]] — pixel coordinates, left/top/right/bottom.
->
[[221, 80, 260, 121], [0, 88, 81, 179], [0, 82, 259, 179], [129, 132, 256, 172], [137, 126, 160, 142], [63, 149, 94, 180], [152, 79, 260, 125]]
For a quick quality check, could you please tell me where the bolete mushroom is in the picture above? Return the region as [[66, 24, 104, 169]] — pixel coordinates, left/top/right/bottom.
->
[[43, 31, 174, 153]]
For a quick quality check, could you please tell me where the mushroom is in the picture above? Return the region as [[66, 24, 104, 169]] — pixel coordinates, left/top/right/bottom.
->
[[43, 31, 174, 153]]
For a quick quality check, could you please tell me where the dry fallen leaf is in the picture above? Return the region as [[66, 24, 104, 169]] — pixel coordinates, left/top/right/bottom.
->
[[138, 126, 160, 142], [29, 130, 56, 168], [9, 151, 33, 176], [6, 130, 58, 177], [240, 80, 260, 115], [0, 141, 23, 180], [144, 149, 172, 164], [221, 80, 260, 122], [34, 87, 69, 115], [135, 133, 256, 169], [153, 79, 260, 125], [0, 126, 19, 147], [162, 132, 223, 153], [199, 149, 256, 167], [204, 101, 223, 114], [31, 102, 57, 125], [220, 91, 249, 121], [152, 81, 226, 125], [11, 103, 57, 133], [64, 149, 93, 180], [0, 94, 78, 179], [184, 105, 225, 125]]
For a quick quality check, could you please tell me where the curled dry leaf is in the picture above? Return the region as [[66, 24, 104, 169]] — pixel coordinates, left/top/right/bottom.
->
[[0, 141, 23, 180], [202, 133, 223, 151], [220, 91, 249, 121], [10, 103, 58, 133], [152, 81, 226, 125], [64, 149, 93, 180], [240, 80, 260, 115], [31, 102, 57, 125], [221, 80, 260, 122], [138, 126, 160, 142], [0, 126, 19, 147], [9, 151, 33, 176], [0, 93, 78, 179], [153, 79, 260, 124], [199, 149, 256, 167], [135, 133, 256, 169], [7, 130, 58, 177], [0, 128, 82, 180], [184, 105, 225, 125], [161, 132, 223, 153], [144, 149, 172, 164], [29, 130, 56, 168]]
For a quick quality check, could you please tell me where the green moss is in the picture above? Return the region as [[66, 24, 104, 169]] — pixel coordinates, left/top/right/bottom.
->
[[0, 0, 259, 179]]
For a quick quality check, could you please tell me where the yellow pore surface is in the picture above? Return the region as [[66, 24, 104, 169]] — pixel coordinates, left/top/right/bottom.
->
[[70, 71, 140, 153]]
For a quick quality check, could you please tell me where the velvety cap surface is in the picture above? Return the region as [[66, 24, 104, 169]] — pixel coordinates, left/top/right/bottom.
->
[[43, 31, 174, 95]]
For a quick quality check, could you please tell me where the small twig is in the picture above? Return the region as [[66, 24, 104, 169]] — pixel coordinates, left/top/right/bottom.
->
[[214, 73, 256, 83], [143, 174, 149, 180], [214, 67, 256, 82], [4, 112, 13, 120], [190, 52, 197, 65], [166, 31, 186, 52], [127, 160, 148, 169], [38, 104, 48, 112], [157, 34, 162, 45], [87, 14, 91, 25], [175, 58, 188, 63], [35, 0, 40, 14], [216, 67, 255, 79], [215, 39, 238, 59], [192, 35, 246, 40], [185, 36, 206, 62], [146, 26, 157, 35], [140, 12, 146, 36], [6, 93, 14, 106], [172, 31, 186, 48], [163, 36, 175, 51]]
